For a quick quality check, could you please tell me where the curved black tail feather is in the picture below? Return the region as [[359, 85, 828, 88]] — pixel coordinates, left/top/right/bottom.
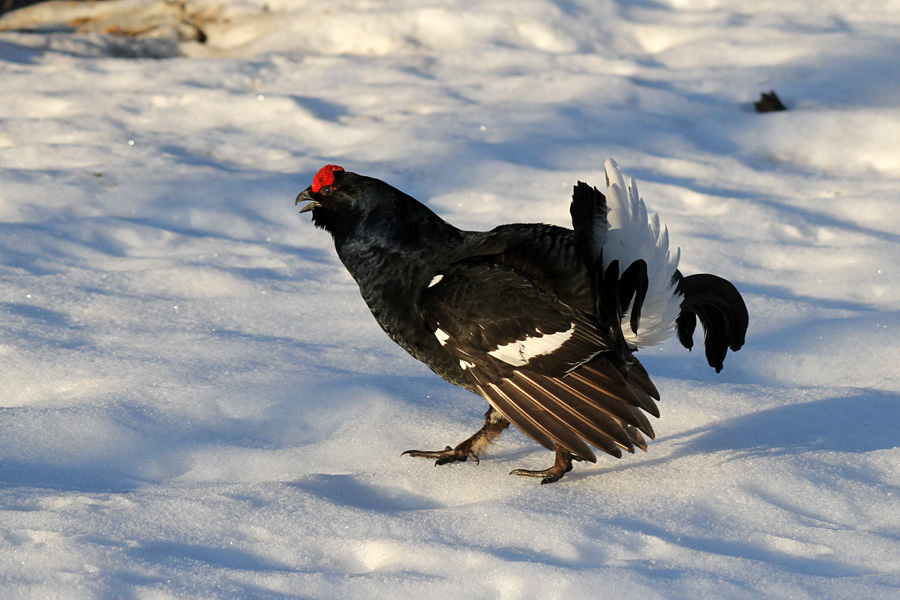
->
[[674, 272, 748, 373], [570, 181, 608, 269]]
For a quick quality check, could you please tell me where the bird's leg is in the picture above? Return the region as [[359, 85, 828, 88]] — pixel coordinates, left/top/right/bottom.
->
[[510, 447, 581, 484], [403, 407, 510, 466]]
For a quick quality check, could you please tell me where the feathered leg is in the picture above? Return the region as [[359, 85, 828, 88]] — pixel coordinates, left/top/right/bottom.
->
[[403, 406, 510, 465]]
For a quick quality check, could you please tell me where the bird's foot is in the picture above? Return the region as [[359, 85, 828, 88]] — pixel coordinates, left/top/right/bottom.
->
[[510, 449, 580, 484], [403, 407, 510, 468], [402, 444, 479, 466]]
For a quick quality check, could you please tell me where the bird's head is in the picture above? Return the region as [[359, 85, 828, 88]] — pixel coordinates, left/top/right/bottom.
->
[[296, 164, 458, 251], [296, 164, 345, 210], [295, 164, 367, 235]]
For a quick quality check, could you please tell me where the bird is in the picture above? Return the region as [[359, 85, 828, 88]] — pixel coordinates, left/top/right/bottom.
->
[[295, 159, 748, 484]]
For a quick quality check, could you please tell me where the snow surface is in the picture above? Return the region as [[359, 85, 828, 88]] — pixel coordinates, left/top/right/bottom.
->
[[2, 0, 900, 598]]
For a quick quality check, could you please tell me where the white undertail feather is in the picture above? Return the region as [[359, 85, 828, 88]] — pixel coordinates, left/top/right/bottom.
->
[[602, 159, 682, 348]]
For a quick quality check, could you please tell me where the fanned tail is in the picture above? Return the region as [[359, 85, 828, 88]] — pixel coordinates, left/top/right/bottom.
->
[[674, 272, 749, 372], [602, 159, 681, 348], [570, 159, 748, 375]]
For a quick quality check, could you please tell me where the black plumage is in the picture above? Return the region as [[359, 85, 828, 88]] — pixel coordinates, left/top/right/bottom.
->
[[295, 164, 748, 483]]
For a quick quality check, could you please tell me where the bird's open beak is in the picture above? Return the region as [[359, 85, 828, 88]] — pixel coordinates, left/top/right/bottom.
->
[[295, 188, 320, 214]]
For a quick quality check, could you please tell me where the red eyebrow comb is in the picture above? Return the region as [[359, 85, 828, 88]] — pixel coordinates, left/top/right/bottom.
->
[[312, 165, 344, 193]]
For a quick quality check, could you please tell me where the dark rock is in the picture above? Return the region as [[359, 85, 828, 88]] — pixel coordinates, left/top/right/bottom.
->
[[754, 90, 787, 113]]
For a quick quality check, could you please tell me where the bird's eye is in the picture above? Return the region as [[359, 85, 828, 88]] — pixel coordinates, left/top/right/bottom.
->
[[319, 185, 333, 196]]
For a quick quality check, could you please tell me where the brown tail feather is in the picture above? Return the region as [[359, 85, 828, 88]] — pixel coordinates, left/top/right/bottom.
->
[[562, 371, 653, 432], [480, 382, 598, 461], [579, 363, 660, 418], [624, 424, 648, 451], [514, 372, 632, 456], [493, 377, 597, 461], [627, 357, 660, 400], [478, 383, 555, 449]]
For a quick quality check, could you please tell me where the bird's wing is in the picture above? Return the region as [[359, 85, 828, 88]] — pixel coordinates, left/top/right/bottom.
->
[[423, 261, 658, 462], [458, 223, 594, 315]]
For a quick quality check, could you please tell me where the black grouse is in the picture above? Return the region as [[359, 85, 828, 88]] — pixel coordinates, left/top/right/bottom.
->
[[295, 160, 748, 484]]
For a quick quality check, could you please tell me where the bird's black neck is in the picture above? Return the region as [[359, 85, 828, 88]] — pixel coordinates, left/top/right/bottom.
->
[[330, 209, 464, 364], [332, 199, 461, 269]]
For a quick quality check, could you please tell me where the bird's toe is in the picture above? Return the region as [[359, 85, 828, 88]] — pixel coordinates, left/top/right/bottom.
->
[[402, 446, 479, 466], [509, 449, 576, 484]]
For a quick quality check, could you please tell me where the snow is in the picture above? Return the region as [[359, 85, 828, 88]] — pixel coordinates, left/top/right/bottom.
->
[[2, 0, 899, 597]]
